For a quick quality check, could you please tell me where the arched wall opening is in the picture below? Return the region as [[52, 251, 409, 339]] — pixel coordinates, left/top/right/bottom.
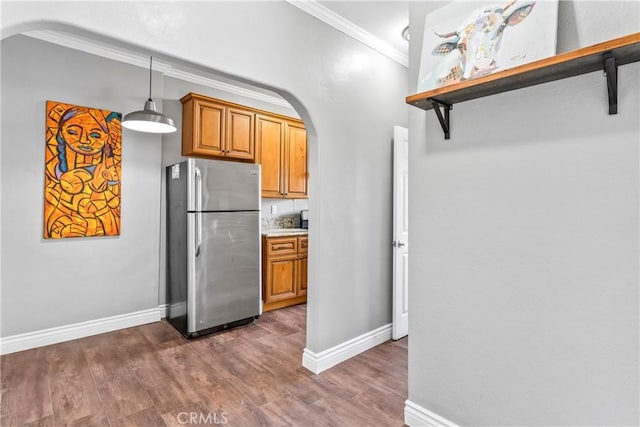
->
[[1, 2, 409, 363], [0, 22, 319, 357]]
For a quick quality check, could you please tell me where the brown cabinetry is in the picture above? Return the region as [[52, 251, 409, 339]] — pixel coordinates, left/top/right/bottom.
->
[[181, 93, 255, 161], [256, 115, 285, 197], [256, 115, 308, 199], [285, 121, 309, 198], [181, 93, 308, 198], [262, 235, 308, 312]]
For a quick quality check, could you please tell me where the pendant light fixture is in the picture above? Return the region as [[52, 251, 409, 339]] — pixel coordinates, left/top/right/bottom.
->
[[122, 56, 177, 134]]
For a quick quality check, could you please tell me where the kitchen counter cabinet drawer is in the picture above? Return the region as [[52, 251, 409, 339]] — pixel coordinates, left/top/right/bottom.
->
[[297, 236, 308, 255], [266, 237, 298, 257]]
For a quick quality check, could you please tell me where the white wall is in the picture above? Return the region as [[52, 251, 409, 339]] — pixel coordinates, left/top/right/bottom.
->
[[0, 35, 163, 336], [1, 2, 408, 354], [407, 1, 639, 425]]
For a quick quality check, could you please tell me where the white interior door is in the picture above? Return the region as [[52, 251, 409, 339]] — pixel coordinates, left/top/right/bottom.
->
[[392, 125, 409, 340]]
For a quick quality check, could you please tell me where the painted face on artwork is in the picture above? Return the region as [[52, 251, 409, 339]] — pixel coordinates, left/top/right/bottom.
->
[[61, 112, 109, 156], [417, 1, 537, 92]]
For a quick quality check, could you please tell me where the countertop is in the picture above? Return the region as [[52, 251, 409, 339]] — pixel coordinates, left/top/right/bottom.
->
[[262, 228, 308, 237]]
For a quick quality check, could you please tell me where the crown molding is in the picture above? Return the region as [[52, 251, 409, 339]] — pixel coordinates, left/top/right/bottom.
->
[[26, 30, 170, 71], [24, 30, 291, 108], [286, 0, 408, 68], [163, 68, 291, 108]]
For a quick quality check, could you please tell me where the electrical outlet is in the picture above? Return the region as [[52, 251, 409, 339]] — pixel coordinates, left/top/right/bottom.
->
[[271, 205, 278, 214]]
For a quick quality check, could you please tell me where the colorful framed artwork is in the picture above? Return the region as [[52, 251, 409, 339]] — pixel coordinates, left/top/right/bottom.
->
[[43, 101, 122, 239], [417, 0, 559, 93]]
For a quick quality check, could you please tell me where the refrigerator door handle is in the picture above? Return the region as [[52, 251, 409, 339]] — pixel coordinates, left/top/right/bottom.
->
[[195, 167, 202, 258]]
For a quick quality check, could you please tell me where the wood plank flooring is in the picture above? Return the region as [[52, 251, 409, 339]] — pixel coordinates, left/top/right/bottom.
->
[[0, 305, 407, 426]]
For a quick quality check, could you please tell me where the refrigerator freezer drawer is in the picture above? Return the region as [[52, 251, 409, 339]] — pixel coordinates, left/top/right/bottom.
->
[[187, 211, 261, 334]]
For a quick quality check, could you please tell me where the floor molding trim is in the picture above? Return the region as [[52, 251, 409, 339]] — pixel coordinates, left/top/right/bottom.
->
[[302, 323, 392, 374], [0, 307, 161, 355], [404, 400, 460, 427], [158, 303, 169, 319]]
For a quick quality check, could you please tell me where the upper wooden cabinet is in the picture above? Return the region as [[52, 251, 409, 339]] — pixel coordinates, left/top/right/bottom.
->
[[181, 93, 255, 161], [257, 114, 308, 199], [256, 114, 285, 198], [181, 92, 308, 198], [285, 121, 308, 198], [227, 107, 255, 159]]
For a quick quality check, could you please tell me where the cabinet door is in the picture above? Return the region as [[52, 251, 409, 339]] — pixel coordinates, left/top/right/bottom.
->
[[297, 256, 308, 296], [265, 257, 297, 303], [285, 121, 308, 198], [194, 100, 226, 156], [257, 114, 285, 198], [227, 108, 255, 161]]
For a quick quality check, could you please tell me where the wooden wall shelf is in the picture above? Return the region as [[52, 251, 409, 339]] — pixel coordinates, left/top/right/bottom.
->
[[406, 33, 640, 139]]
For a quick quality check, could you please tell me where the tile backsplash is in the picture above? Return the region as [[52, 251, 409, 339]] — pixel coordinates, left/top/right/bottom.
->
[[261, 198, 308, 230], [262, 216, 296, 230]]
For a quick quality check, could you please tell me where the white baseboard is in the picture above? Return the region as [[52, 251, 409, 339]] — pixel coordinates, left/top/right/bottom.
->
[[404, 400, 460, 427], [158, 303, 168, 318], [302, 323, 392, 374], [0, 306, 163, 355]]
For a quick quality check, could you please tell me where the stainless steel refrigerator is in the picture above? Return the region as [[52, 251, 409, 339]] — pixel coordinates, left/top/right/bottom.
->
[[166, 158, 261, 338]]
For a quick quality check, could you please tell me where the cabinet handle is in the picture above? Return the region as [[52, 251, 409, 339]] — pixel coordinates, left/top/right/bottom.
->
[[273, 243, 293, 250]]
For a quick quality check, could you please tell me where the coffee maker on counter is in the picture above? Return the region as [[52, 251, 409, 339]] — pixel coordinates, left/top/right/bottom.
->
[[300, 209, 309, 229]]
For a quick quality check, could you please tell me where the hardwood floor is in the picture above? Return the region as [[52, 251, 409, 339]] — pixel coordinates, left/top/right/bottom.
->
[[0, 305, 407, 426]]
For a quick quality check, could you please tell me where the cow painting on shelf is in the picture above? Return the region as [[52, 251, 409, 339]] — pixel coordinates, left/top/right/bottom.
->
[[417, 0, 559, 93]]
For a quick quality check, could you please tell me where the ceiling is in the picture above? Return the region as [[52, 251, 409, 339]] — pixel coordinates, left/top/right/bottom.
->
[[317, 1, 409, 57], [24, 1, 411, 111]]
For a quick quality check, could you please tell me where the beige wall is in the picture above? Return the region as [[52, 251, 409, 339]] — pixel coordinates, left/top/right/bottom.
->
[[1, 2, 409, 357], [407, 1, 639, 425], [1, 35, 163, 335]]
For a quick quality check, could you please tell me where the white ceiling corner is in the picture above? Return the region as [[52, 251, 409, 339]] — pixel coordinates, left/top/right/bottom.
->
[[286, 0, 409, 68], [23, 1, 409, 107]]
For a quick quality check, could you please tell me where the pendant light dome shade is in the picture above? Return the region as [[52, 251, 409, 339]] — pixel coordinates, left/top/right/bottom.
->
[[122, 57, 177, 134], [122, 100, 176, 133]]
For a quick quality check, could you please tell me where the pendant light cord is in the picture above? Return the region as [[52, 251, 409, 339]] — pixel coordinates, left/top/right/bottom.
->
[[148, 56, 153, 102], [122, 54, 176, 133]]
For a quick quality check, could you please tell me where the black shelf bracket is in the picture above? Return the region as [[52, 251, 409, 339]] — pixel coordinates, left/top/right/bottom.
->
[[430, 99, 452, 139], [603, 52, 618, 115]]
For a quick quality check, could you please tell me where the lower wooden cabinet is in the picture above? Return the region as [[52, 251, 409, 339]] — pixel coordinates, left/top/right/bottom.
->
[[297, 256, 308, 296], [262, 235, 308, 312]]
